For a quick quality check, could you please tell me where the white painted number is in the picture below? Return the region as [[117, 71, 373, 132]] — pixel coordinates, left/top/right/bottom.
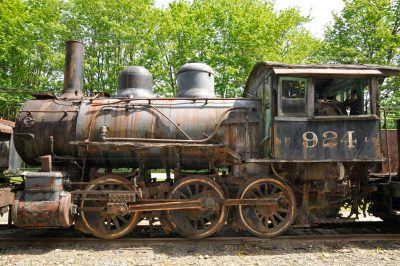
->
[[302, 131, 318, 148], [340, 131, 356, 148], [301, 131, 356, 149], [322, 131, 338, 148]]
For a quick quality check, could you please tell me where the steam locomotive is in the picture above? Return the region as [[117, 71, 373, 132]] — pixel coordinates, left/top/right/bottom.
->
[[2, 40, 400, 239]]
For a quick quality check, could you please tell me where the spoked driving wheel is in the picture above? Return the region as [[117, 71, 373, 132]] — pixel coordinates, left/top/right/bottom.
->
[[238, 177, 296, 237], [167, 176, 228, 239], [80, 175, 140, 239]]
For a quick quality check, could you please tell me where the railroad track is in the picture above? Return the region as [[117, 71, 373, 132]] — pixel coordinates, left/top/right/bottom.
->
[[0, 221, 399, 246], [0, 234, 400, 246]]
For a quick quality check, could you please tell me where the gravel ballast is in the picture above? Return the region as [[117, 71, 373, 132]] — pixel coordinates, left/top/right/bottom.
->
[[0, 240, 399, 266]]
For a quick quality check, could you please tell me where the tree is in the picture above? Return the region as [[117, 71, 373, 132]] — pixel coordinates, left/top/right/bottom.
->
[[322, 0, 399, 65], [153, 0, 320, 97], [0, 0, 320, 111], [0, 0, 66, 119], [321, 0, 400, 126], [64, 0, 158, 95]]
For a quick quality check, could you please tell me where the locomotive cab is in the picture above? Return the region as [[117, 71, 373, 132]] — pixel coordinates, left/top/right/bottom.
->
[[244, 62, 400, 227], [244, 62, 400, 163]]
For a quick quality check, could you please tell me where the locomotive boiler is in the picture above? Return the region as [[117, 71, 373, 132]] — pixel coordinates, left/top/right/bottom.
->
[[4, 40, 400, 239]]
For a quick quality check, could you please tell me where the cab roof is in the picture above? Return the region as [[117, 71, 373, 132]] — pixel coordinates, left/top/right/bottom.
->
[[244, 61, 400, 97]]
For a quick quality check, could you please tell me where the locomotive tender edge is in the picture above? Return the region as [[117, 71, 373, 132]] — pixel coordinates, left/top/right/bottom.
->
[[3, 41, 400, 239]]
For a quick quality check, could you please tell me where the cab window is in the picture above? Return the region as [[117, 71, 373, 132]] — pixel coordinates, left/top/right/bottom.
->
[[279, 77, 307, 116], [314, 79, 370, 116]]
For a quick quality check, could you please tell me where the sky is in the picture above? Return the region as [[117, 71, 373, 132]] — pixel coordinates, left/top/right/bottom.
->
[[155, 0, 345, 38]]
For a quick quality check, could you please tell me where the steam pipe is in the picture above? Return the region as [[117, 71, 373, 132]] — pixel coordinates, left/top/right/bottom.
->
[[62, 40, 84, 99]]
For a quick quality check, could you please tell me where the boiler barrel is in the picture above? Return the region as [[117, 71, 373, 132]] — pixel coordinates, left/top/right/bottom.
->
[[75, 98, 262, 169], [15, 98, 262, 169]]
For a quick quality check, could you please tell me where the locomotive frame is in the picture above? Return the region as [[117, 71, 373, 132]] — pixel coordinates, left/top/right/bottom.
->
[[3, 41, 400, 239]]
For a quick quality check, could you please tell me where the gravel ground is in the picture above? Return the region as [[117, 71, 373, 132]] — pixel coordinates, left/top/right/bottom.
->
[[0, 240, 399, 266], [0, 205, 397, 265]]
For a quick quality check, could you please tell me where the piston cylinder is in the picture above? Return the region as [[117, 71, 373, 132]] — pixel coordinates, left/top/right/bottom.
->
[[11, 172, 73, 228]]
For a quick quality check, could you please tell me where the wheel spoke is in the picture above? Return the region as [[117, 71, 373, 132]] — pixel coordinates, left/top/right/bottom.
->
[[270, 186, 279, 197], [274, 212, 285, 222], [251, 191, 259, 198], [261, 216, 267, 227], [277, 208, 288, 214], [270, 215, 278, 227], [112, 217, 121, 229], [178, 191, 189, 199], [106, 217, 111, 231], [185, 186, 193, 197], [118, 215, 129, 224], [256, 185, 264, 197]]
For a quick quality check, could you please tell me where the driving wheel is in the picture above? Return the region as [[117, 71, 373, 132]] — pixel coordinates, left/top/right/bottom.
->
[[79, 175, 140, 239], [167, 176, 228, 239], [238, 177, 296, 237]]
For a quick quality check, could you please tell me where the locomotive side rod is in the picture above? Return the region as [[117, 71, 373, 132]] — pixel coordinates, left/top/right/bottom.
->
[[78, 198, 280, 214]]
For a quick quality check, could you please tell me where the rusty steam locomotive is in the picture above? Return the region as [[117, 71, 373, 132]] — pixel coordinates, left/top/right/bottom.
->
[[2, 40, 400, 239]]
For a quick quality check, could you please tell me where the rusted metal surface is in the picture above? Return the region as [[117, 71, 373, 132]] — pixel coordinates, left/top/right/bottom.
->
[[40, 155, 52, 172], [177, 62, 216, 98], [380, 129, 398, 174], [12, 191, 73, 228], [273, 117, 381, 161], [273, 68, 382, 75], [244, 62, 400, 96], [74, 98, 262, 169], [14, 99, 79, 165], [238, 177, 296, 237], [83, 198, 282, 214], [11, 171, 73, 228], [24, 171, 63, 192], [166, 176, 228, 239], [61, 40, 84, 99], [11, 48, 400, 241], [78, 175, 141, 239], [15, 97, 262, 169], [0, 134, 10, 169]]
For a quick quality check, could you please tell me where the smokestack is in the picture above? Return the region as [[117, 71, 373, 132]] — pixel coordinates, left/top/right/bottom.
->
[[62, 40, 84, 99]]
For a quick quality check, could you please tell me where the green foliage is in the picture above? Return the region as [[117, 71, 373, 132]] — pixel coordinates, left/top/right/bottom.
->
[[0, 0, 66, 118], [320, 0, 400, 127], [64, 0, 157, 95], [153, 0, 319, 97], [1, 0, 399, 114], [0, 0, 317, 105], [322, 0, 399, 65]]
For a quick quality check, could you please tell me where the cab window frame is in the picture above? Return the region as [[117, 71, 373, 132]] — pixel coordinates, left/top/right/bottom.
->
[[277, 76, 309, 117]]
